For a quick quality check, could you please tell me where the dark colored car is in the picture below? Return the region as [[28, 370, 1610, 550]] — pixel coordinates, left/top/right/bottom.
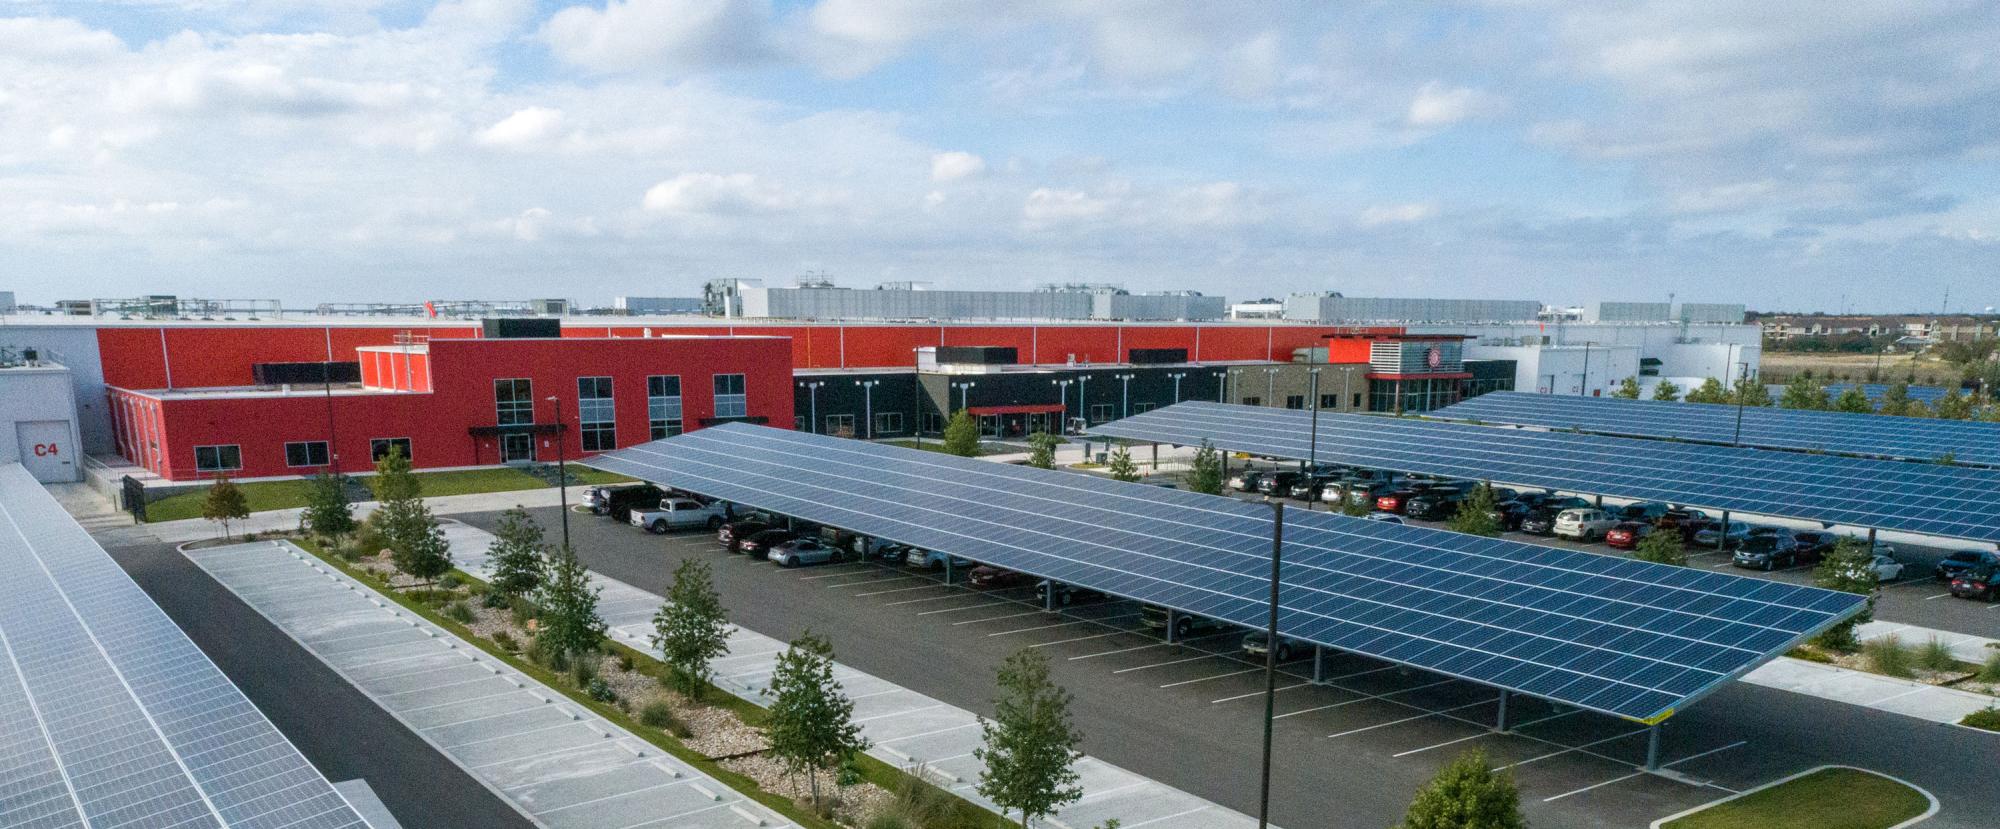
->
[[967, 566, 1034, 589], [1604, 521, 1654, 550], [1289, 475, 1339, 501], [1257, 471, 1304, 497], [1791, 530, 1839, 563], [1488, 499, 1534, 530], [1519, 497, 1591, 535], [1139, 604, 1224, 639], [1732, 534, 1800, 571], [1037, 580, 1104, 607], [1934, 550, 2000, 581], [871, 542, 913, 564], [1241, 630, 1309, 662], [1342, 480, 1402, 510], [1406, 485, 1477, 520], [737, 528, 799, 560], [586, 483, 666, 521], [1949, 565, 1999, 601], [1378, 482, 1467, 515], [718, 518, 774, 553], [1615, 502, 1672, 523], [1654, 509, 1713, 542]]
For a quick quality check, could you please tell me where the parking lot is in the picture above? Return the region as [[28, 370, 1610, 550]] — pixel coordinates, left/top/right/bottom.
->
[[458, 503, 1999, 829]]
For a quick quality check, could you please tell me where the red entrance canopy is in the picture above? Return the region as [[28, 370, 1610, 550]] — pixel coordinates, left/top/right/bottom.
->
[[967, 404, 1065, 415]]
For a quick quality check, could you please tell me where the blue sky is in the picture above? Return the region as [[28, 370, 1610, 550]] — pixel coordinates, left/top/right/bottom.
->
[[2, 1, 1996, 312]]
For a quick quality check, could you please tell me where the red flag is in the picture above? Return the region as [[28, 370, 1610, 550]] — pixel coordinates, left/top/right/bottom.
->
[[423, 301, 437, 318]]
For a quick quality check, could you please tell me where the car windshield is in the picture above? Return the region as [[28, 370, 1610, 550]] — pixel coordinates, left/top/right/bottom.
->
[[1741, 538, 1779, 552]]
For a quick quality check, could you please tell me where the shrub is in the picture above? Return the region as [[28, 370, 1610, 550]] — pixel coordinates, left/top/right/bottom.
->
[[492, 630, 519, 652], [440, 573, 464, 590], [509, 595, 537, 627], [1863, 636, 1915, 678], [586, 677, 616, 703], [1917, 638, 1961, 673], [1979, 650, 2000, 683], [442, 601, 476, 624], [482, 589, 510, 609], [616, 653, 636, 673], [865, 814, 913, 829], [640, 701, 693, 737], [879, 765, 956, 828], [1962, 707, 2000, 732], [1787, 647, 1834, 664], [571, 654, 599, 688]]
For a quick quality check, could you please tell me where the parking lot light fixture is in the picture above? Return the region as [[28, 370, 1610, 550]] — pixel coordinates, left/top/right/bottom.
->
[[1167, 372, 1187, 403], [797, 380, 824, 434], [855, 379, 880, 440], [545, 394, 570, 549], [1258, 497, 1285, 829]]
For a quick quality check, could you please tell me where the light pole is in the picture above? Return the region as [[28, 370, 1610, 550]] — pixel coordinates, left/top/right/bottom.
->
[[797, 380, 823, 434], [952, 381, 977, 412], [855, 380, 879, 440], [1732, 361, 1751, 446], [1168, 371, 1187, 404], [1306, 367, 1322, 470], [1076, 374, 1093, 425], [545, 395, 570, 550], [1224, 368, 1237, 403], [1257, 498, 1285, 829], [1264, 366, 1281, 405], [1579, 342, 1593, 397], [1114, 373, 1136, 419], [1051, 379, 1074, 432]]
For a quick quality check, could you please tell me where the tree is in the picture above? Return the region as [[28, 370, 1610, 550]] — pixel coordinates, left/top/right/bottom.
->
[[303, 471, 356, 543], [1778, 376, 1831, 410], [1026, 431, 1062, 469], [942, 410, 981, 457], [372, 497, 428, 560], [1877, 382, 1915, 417], [1933, 391, 1974, 420], [1732, 375, 1773, 407], [537, 544, 606, 666], [1106, 446, 1141, 482], [764, 631, 867, 808], [1447, 483, 1501, 537], [1396, 749, 1525, 829], [1650, 379, 1681, 402], [976, 648, 1085, 828], [369, 444, 420, 502], [1811, 538, 1879, 652], [1685, 377, 1729, 404], [1632, 529, 1687, 566], [1340, 494, 1370, 517], [488, 507, 549, 601], [652, 559, 733, 697], [1833, 386, 1874, 413], [202, 474, 250, 540], [1184, 439, 1223, 495], [1611, 376, 1642, 399], [396, 507, 453, 585]]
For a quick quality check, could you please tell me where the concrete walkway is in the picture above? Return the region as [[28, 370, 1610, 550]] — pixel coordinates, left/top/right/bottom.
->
[[440, 521, 1261, 829], [1737, 620, 2000, 726], [185, 539, 798, 829]]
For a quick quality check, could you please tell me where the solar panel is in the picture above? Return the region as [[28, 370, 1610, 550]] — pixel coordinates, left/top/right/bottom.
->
[[0, 463, 370, 829], [1822, 383, 1953, 405], [1433, 391, 2000, 467], [587, 424, 1867, 724], [1085, 400, 2000, 544]]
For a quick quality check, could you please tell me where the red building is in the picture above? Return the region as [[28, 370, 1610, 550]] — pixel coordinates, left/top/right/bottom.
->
[[106, 334, 792, 481]]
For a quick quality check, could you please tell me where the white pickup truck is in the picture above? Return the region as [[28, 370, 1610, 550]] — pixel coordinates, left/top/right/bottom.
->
[[629, 497, 727, 534]]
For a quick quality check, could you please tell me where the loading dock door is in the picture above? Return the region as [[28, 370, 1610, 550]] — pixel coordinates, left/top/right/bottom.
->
[[16, 420, 77, 483]]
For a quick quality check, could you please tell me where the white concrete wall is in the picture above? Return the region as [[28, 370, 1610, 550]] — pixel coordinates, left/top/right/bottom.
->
[[0, 323, 109, 453], [0, 366, 83, 481]]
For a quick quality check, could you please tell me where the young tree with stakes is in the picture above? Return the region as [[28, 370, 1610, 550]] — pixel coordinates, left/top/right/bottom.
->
[[976, 648, 1085, 829], [1026, 431, 1062, 469], [1447, 483, 1502, 537], [1812, 537, 1880, 652], [651, 558, 732, 697], [1834, 386, 1874, 414], [369, 444, 420, 502], [537, 543, 606, 668], [487, 507, 550, 603], [303, 471, 356, 544], [942, 409, 982, 457], [202, 474, 250, 540], [1185, 439, 1224, 495], [395, 505, 453, 586], [1650, 379, 1682, 402], [1106, 446, 1141, 482], [764, 631, 867, 809], [1685, 377, 1729, 404], [1611, 376, 1642, 399], [1633, 528, 1688, 566], [1779, 376, 1832, 410], [1396, 749, 1526, 829]]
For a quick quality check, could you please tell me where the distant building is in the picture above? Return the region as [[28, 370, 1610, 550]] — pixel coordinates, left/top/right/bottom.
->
[[1284, 294, 1542, 323], [1588, 302, 1746, 324], [1756, 313, 1998, 344], [0, 291, 14, 313], [1229, 299, 1285, 320], [614, 296, 705, 315], [733, 280, 1225, 321]]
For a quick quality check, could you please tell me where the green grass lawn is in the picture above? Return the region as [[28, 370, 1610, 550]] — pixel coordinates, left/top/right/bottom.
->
[[882, 438, 1008, 456], [144, 465, 635, 522], [1663, 768, 1929, 829]]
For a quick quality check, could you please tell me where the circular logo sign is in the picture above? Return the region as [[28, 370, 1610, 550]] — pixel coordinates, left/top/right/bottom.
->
[[1426, 347, 1443, 369]]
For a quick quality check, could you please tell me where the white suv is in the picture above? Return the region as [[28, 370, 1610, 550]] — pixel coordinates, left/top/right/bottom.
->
[[1553, 508, 1618, 542]]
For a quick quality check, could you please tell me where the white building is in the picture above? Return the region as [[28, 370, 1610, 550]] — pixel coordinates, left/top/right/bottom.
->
[[1416, 321, 1762, 398], [0, 356, 83, 482]]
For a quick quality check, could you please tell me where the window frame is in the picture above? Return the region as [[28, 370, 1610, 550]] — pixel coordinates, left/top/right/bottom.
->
[[193, 444, 242, 473], [370, 437, 413, 463], [647, 374, 684, 439], [494, 378, 534, 426], [284, 440, 330, 468], [1088, 403, 1113, 424], [825, 413, 857, 436], [873, 411, 903, 434], [577, 376, 616, 452], [713, 373, 748, 419]]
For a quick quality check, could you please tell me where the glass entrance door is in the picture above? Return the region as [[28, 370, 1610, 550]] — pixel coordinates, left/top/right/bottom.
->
[[501, 432, 535, 462]]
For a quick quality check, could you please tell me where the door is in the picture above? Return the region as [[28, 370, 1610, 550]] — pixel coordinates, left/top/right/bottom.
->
[[500, 432, 535, 462], [16, 420, 76, 482]]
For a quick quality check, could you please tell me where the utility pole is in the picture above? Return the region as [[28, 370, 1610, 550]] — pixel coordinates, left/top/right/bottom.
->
[[797, 380, 823, 434], [545, 395, 570, 550], [1115, 373, 1136, 419], [1051, 379, 1074, 431], [1257, 499, 1285, 829], [1168, 372, 1186, 404], [856, 380, 879, 440]]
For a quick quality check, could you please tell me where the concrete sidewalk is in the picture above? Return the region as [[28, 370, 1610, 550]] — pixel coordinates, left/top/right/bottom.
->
[[1738, 620, 1999, 726]]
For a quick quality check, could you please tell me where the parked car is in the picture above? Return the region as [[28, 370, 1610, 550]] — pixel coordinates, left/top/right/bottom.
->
[[1487, 499, 1534, 530], [586, 483, 666, 521], [1289, 475, 1339, 501], [1257, 471, 1304, 497], [1868, 554, 1906, 583], [1037, 580, 1104, 606], [629, 497, 727, 534], [1407, 485, 1477, 521], [1614, 502, 1672, 523], [868, 541, 914, 564], [1518, 509, 1563, 536], [1377, 482, 1466, 515], [1791, 530, 1839, 563], [1341, 480, 1403, 509], [1948, 565, 1999, 602], [1240, 630, 1309, 662], [718, 515, 778, 552], [967, 566, 1034, 589], [1364, 512, 1405, 524], [769, 537, 845, 567], [1934, 550, 2000, 581], [1732, 534, 1801, 571], [1604, 521, 1654, 550], [736, 528, 799, 559], [907, 548, 974, 571], [1228, 470, 1267, 492], [1554, 508, 1619, 541], [1692, 521, 1753, 549], [1139, 604, 1224, 639], [1653, 508, 1713, 542]]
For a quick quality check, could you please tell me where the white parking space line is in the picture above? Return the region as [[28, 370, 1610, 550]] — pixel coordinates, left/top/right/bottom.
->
[[1391, 709, 1585, 758], [1212, 681, 1312, 704], [825, 575, 913, 589], [854, 584, 939, 597], [796, 567, 870, 581], [988, 619, 1092, 637], [1327, 697, 1497, 739], [1112, 653, 1223, 674], [1539, 740, 1747, 803], [1924, 593, 1955, 600], [874, 722, 980, 745], [1493, 728, 1651, 772], [1070, 642, 1168, 661], [1272, 678, 1457, 720], [917, 602, 1009, 616], [952, 609, 1047, 626], [1159, 668, 1260, 689], [1028, 631, 1130, 649], [883, 594, 970, 607]]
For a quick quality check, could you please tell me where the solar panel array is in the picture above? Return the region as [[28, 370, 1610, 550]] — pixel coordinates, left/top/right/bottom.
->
[[1822, 383, 1953, 405], [588, 424, 1867, 723], [1085, 400, 2000, 543], [1433, 391, 2000, 467], [0, 464, 370, 829]]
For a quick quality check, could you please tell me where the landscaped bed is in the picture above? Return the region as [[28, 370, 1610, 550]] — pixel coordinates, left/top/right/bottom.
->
[[1660, 767, 1930, 829], [288, 534, 997, 829], [143, 465, 634, 522]]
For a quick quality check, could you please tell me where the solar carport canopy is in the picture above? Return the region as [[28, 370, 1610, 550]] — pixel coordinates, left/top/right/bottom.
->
[[1087, 401, 2000, 544], [1434, 391, 2000, 467], [0, 464, 369, 829], [589, 424, 1866, 724]]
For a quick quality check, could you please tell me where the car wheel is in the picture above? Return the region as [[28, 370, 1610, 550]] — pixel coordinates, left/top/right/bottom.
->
[[1174, 617, 1192, 638], [1059, 590, 1073, 606], [1275, 643, 1293, 662], [779, 557, 797, 568], [1763, 559, 1774, 571], [706, 516, 723, 530], [649, 520, 668, 534]]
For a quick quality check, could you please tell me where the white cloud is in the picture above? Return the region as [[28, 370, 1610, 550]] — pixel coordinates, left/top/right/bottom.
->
[[1358, 203, 1436, 227], [0, 17, 123, 60], [642, 172, 797, 214], [1022, 187, 1112, 227], [476, 106, 565, 149], [1406, 82, 1497, 128], [541, 0, 774, 72], [929, 151, 986, 183]]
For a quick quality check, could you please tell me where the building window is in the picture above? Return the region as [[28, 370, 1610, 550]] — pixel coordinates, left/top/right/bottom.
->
[[648, 375, 683, 439], [713, 373, 747, 418], [1285, 395, 1306, 410], [1242, 396, 1262, 407], [825, 414, 856, 436], [370, 438, 412, 462], [494, 378, 533, 426], [1320, 393, 1339, 409], [874, 412, 903, 434], [578, 376, 615, 452], [922, 412, 944, 433], [194, 444, 241, 473], [284, 441, 330, 468], [1089, 403, 1113, 424], [794, 416, 807, 431], [1135, 402, 1158, 414], [1351, 393, 1363, 409]]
